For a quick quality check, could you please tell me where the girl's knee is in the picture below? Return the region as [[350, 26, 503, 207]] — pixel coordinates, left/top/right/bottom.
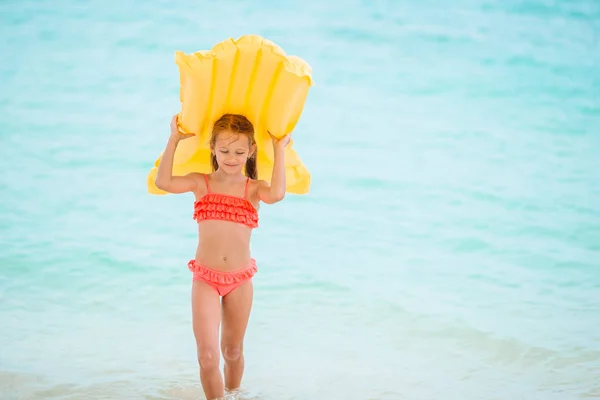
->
[[222, 343, 243, 362], [197, 346, 220, 370]]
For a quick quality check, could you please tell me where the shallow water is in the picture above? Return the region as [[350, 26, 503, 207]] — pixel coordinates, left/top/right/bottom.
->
[[1, 0, 600, 399]]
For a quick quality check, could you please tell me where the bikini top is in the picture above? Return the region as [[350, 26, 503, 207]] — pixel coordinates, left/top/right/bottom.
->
[[193, 175, 259, 229]]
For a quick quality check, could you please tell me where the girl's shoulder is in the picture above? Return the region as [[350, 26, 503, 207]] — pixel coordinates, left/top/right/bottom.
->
[[246, 178, 268, 205]]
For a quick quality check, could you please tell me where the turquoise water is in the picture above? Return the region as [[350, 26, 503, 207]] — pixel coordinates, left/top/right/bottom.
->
[[1, 0, 600, 399]]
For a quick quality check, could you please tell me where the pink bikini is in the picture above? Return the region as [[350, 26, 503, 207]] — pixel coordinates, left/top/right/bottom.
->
[[187, 175, 259, 296]]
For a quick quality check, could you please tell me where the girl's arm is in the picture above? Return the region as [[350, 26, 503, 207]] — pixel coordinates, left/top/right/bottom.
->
[[257, 133, 291, 204], [155, 114, 199, 194]]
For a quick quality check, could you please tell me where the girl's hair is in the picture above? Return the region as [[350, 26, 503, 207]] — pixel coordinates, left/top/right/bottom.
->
[[210, 114, 257, 180]]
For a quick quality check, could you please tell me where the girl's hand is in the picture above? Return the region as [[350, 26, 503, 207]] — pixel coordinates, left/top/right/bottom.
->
[[170, 114, 195, 141], [268, 131, 291, 150]]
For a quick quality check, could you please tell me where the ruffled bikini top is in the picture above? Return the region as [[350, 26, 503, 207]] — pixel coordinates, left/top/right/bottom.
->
[[193, 175, 259, 229]]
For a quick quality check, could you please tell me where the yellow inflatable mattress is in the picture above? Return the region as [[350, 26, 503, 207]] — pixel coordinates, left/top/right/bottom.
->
[[147, 34, 314, 195]]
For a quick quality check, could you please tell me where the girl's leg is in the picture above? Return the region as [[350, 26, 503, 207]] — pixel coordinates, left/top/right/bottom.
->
[[220, 279, 254, 392], [191, 280, 223, 399]]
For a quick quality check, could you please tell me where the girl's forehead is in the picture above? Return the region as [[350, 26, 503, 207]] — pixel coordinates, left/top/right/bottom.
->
[[216, 133, 249, 147]]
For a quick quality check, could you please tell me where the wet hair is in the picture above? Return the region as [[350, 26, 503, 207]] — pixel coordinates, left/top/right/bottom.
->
[[210, 114, 257, 180]]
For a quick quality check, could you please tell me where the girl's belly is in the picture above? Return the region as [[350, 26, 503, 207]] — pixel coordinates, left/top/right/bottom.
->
[[195, 221, 253, 271]]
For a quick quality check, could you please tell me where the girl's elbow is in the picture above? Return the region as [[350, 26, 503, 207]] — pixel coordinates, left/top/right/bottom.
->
[[272, 190, 285, 202], [155, 178, 169, 191]]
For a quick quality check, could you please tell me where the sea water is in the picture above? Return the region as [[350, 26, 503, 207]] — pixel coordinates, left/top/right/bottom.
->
[[1, 0, 599, 399]]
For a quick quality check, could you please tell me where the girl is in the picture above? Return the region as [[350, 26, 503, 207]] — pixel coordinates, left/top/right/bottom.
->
[[155, 113, 290, 400]]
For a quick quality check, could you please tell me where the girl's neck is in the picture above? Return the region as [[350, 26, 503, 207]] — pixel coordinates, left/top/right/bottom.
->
[[212, 169, 246, 183]]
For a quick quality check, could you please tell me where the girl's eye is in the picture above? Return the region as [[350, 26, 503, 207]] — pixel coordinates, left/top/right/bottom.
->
[[236, 152, 244, 156]]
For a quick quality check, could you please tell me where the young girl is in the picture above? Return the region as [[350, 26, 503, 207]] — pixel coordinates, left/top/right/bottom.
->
[[155, 113, 290, 400]]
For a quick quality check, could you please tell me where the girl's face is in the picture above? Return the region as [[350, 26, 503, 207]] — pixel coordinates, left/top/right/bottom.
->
[[212, 130, 255, 174]]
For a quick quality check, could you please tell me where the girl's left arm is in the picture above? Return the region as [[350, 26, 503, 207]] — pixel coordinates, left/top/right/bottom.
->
[[257, 134, 290, 204]]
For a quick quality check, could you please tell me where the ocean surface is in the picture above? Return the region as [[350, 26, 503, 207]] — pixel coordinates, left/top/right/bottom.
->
[[1, 0, 600, 399]]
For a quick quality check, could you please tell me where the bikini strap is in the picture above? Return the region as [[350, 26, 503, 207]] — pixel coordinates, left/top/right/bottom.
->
[[244, 177, 250, 199], [203, 174, 211, 193]]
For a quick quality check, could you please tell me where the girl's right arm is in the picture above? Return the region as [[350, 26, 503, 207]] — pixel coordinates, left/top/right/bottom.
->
[[154, 114, 199, 194]]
